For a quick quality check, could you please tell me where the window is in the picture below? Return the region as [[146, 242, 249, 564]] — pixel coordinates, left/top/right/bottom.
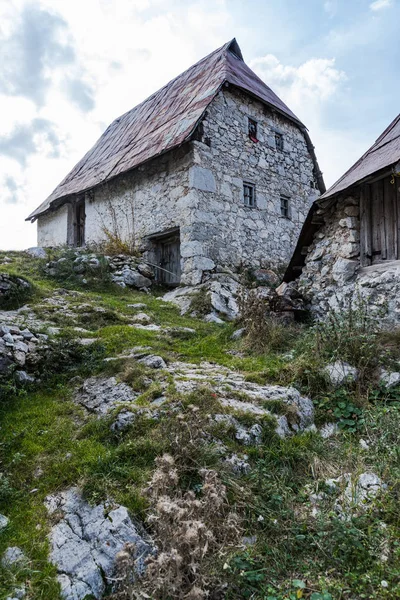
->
[[275, 132, 284, 151], [360, 176, 399, 266], [248, 118, 258, 142], [280, 195, 290, 218], [243, 183, 256, 207]]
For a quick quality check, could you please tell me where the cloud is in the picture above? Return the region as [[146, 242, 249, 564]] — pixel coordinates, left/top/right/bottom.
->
[[3, 176, 19, 204], [0, 4, 95, 112], [0, 119, 62, 166], [64, 78, 95, 112], [250, 54, 347, 109], [324, 1, 337, 17], [370, 0, 393, 10]]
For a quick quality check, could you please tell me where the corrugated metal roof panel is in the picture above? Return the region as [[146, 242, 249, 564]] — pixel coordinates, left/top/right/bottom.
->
[[27, 38, 305, 221]]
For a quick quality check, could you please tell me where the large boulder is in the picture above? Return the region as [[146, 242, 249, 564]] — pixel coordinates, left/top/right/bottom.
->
[[45, 488, 153, 600]]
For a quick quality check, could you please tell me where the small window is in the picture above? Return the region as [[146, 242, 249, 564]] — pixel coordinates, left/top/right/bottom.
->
[[248, 118, 258, 142], [275, 132, 284, 151], [280, 195, 290, 218], [243, 183, 256, 207]]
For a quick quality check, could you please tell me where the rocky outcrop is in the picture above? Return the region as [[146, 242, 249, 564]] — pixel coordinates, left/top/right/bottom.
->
[[74, 377, 137, 416], [45, 488, 153, 600]]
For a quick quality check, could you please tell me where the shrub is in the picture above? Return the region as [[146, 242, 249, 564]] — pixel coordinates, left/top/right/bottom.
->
[[189, 290, 213, 317], [238, 288, 298, 353]]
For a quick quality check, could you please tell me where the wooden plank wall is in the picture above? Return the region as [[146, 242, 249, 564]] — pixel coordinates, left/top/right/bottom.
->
[[363, 176, 399, 265]]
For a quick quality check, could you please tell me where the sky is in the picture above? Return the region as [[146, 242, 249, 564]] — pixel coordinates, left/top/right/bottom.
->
[[0, 0, 399, 250]]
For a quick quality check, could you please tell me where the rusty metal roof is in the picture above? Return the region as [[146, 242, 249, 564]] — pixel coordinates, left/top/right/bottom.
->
[[27, 38, 305, 221], [321, 112, 400, 200]]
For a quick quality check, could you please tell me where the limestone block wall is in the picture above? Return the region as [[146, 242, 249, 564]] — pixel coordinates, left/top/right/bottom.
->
[[297, 192, 400, 325], [190, 87, 318, 272], [37, 204, 69, 247]]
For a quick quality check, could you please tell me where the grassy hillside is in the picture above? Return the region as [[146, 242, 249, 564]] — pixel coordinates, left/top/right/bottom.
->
[[0, 250, 399, 600]]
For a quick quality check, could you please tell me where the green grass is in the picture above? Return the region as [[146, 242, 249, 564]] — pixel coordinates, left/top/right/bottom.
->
[[0, 251, 400, 599]]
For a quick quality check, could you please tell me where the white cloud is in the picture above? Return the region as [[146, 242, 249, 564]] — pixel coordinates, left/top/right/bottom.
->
[[324, 1, 337, 17], [0, 0, 234, 249], [370, 0, 393, 11], [250, 54, 368, 188]]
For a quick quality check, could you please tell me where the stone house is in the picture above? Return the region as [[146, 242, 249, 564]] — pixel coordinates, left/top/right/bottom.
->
[[27, 39, 324, 286], [284, 112, 400, 323]]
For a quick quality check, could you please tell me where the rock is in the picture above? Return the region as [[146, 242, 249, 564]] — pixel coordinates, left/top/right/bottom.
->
[[204, 312, 224, 324], [320, 422, 339, 438], [138, 355, 166, 369], [110, 409, 136, 432], [20, 328, 34, 340], [253, 268, 279, 286], [15, 371, 35, 384], [331, 258, 358, 283], [0, 355, 13, 375], [2, 547, 27, 568], [0, 514, 9, 530], [137, 263, 154, 279], [14, 341, 28, 353], [231, 328, 245, 340], [326, 472, 385, 516], [224, 454, 251, 475], [45, 488, 153, 600], [74, 377, 137, 416], [164, 278, 240, 320], [0, 273, 33, 310], [3, 333, 14, 345], [114, 269, 152, 289], [359, 438, 370, 450], [324, 361, 358, 386], [379, 369, 400, 389], [26, 247, 47, 259], [13, 351, 26, 367], [0, 325, 10, 335], [131, 312, 151, 324], [6, 584, 26, 599], [127, 303, 147, 309]]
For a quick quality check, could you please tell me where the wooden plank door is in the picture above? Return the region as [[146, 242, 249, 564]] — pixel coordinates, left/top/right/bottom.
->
[[76, 200, 85, 247], [160, 236, 181, 285]]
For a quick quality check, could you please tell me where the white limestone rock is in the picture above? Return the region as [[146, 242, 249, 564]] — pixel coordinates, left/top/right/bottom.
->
[[0, 514, 9, 530], [74, 377, 137, 416], [138, 355, 166, 369], [2, 547, 27, 568], [26, 247, 47, 259], [323, 361, 358, 387], [379, 369, 400, 389], [45, 488, 153, 600]]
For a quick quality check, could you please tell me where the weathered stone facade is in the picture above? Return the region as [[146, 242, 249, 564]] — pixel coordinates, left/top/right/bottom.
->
[[296, 190, 400, 325], [37, 87, 319, 286]]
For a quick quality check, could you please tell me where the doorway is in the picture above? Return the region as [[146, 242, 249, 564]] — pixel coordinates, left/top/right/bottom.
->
[[74, 199, 85, 247], [149, 228, 181, 286]]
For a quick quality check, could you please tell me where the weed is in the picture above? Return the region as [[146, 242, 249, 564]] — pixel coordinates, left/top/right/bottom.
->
[[188, 289, 213, 317]]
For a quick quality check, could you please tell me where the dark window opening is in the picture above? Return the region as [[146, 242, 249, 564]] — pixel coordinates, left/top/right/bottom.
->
[[275, 132, 284, 151], [248, 118, 258, 142], [280, 195, 290, 218], [243, 183, 256, 207]]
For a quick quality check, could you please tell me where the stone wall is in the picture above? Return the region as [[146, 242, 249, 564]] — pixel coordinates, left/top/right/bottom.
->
[[296, 191, 400, 325], [36, 86, 319, 286], [37, 204, 69, 247], [191, 87, 318, 273]]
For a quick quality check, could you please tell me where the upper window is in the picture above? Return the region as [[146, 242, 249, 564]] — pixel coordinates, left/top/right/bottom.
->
[[275, 132, 284, 151], [243, 183, 256, 207], [248, 118, 258, 142], [280, 195, 290, 218]]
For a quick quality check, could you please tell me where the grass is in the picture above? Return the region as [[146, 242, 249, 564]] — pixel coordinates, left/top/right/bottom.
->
[[0, 251, 400, 599]]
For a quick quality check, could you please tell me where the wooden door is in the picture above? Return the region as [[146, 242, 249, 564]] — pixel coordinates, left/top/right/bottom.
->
[[158, 236, 181, 285], [76, 200, 85, 247], [360, 176, 399, 266]]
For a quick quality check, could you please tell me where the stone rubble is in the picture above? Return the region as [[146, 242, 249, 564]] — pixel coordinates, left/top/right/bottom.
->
[[45, 488, 153, 600], [0, 513, 9, 530], [379, 368, 400, 389], [1, 547, 27, 568], [0, 323, 46, 377]]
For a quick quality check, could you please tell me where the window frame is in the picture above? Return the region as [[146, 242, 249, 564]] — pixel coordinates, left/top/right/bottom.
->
[[280, 195, 290, 219], [243, 182, 256, 208], [275, 132, 284, 152], [248, 117, 258, 142]]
